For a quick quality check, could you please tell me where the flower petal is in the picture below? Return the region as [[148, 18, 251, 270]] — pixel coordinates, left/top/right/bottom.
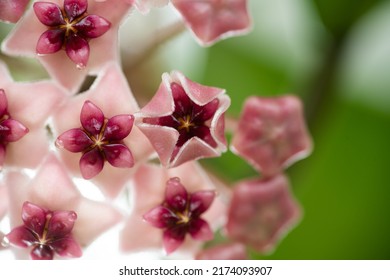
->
[[0, 0, 30, 23], [189, 190, 215, 217], [36, 29, 65, 55], [163, 228, 185, 254], [75, 15, 111, 38], [103, 143, 134, 168], [188, 218, 213, 241], [80, 101, 104, 136], [195, 242, 248, 260], [56, 128, 93, 153], [0, 119, 29, 142], [65, 33, 90, 68], [21, 202, 47, 236], [103, 114, 134, 141], [0, 89, 8, 117], [143, 206, 176, 229], [194, 98, 219, 122], [171, 82, 192, 116], [51, 237, 82, 258], [165, 177, 188, 213], [6, 226, 36, 248], [33, 2, 65, 26], [31, 244, 54, 260], [0, 144, 5, 169], [64, 0, 88, 22], [79, 148, 104, 179], [47, 211, 77, 238]]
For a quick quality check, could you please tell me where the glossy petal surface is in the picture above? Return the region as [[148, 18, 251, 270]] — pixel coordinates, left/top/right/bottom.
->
[[0, 0, 30, 23], [79, 148, 105, 179]]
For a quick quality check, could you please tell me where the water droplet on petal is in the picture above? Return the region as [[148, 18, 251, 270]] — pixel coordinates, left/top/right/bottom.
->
[[76, 63, 86, 70], [55, 139, 64, 149]]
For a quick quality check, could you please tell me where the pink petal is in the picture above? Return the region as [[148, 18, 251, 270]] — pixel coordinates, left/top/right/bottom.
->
[[21, 201, 47, 236], [143, 206, 176, 229], [0, 89, 8, 117], [75, 15, 111, 38], [163, 228, 185, 254], [64, 0, 88, 22], [47, 211, 77, 238], [103, 143, 134, 168], [0, 119, 29, 142], [188, 218, 213, 241], [33, 2, 65, 26], [6, 226, 36, 248], [0, 0, 30, 23], [51, 237, 82, 258], [56, 128, 93, 153], [165, 177, 188, 213], [0, 144, 5, 170], [134, 0, 169, 14], [65, 33, 90, 68], [80, 100, 104, 136], [103, 114, 134, 141], [31, 244, 54, 260], [79, 148, 104, 179], [189, 190, 215, 217], [36, 29, 65, 55], [195, 242, 248, 260]]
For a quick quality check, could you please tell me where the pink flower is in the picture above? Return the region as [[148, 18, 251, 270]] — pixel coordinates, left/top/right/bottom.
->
[[120, 162, 227, 257], [4, 153, 122, 259], [56, 100, 135, 179], [195, 242, 247, 260], [2, 0, 133, 92], [33, 0, 111, 68], [226, 174, 301, 253], [137, 70, 230, 168], [0, 0, 30, 23], [6, 201, 82, 260], [134, 0, 169, 14], [231, 95, 312, 177], [143, 177, 215, 254], [0, 61, 66, 169], [171, 0, 252, 46], [52, 62, 153, 198]]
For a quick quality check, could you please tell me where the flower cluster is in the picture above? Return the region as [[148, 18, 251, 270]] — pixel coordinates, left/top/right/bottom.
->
[[0, 0, 312, 260]]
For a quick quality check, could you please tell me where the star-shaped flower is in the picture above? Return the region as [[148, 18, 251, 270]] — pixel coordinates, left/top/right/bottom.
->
[[136, 70, 230, 168], [2, 0, 133, 93], [52, 62, 153, 198], [226, 174, 301, 253], [6, 201, 82, 260], [0, 0, 30, 23], [195, 242, 247, 260], [4, 153, 122, 259], [231, 95, 313, 177], [171, 0, 252, 46], [120, 162, 227, 257], [0, 60, 67, 170]]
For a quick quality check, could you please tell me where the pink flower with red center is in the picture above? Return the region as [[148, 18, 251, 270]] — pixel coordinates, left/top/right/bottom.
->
[[143, 177, 215, 254], [226, 174, 301, 253], [0, 0, 30, 23], [231, 95, 313, 177], [137, 70, 230, 168], [33, 0, 111, 68], [195, 242, 248, 260], [56, 100, 135, 179], [6, 201, 82, 260], [0, 89, 29, 169], [171, 0, 252, 46]]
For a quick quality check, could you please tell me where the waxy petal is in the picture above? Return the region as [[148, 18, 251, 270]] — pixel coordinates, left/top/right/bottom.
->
[[163, 228, 185, 255], [0, 119, 29, 142], [0, 89, 8, 117], [143, 206, 176, 229], [31, 244, 54, 260], [51, 237, 82, 258], [80, 101, 104, 136], [36, 29, 65, 55], [103, 143, 134, 168], [103, 114, 134, 141], [79, 148, 104, 179], [33, 2, 66, 26], [0, 0, 30, 23], [21, 202, 46, 237], [75, 15, 111, 38], [188, 218, 213, 241], [64, 0, 88, 22], [65, 34, 90, 68], [0, 144, 5, 169], [47, 211, 77, 238], [165, 177, 188, 213], [56, 128, 93, 153], [190, 191, 215, 217], [6, 226, 36, 248]]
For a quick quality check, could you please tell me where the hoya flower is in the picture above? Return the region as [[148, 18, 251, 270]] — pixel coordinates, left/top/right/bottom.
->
[[195, 242, 248, 260], [6, 201, 82, 260], [56, 100, 135, 180], [0, 61, 66, 169], [0, 0, 30, 23], [33, 0, 111, 68], [137, 70, 230, 168], [143, 177, 215, 254], [2, 0, 133, 92], [4, 154, 122, 259], [120, 162, 227, 257], [52, 63, 153, 198], [226, 174, 301, 253], [231, 95, 312, 177], [171, 0, 252, 46], [0, 89, 29, 168]]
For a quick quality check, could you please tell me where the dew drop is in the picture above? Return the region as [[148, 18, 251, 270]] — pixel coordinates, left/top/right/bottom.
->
[[55, 139, 64, 149], [76, 63, 86, 70]]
